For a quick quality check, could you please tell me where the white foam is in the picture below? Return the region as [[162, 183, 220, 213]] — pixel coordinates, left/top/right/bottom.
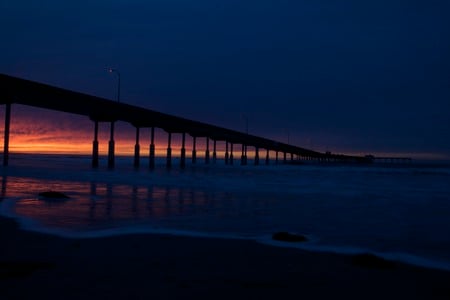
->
[[5, 211, 249, 241], [4, 200, 450, 273], [258, 235, 450, 272], [3, 202, 450, 273], [2, 154, 450, 274]]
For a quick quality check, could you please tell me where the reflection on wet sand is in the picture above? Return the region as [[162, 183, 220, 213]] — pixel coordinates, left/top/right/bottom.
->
[[0, 175, 244, 230], [1, 176, 7, 200]]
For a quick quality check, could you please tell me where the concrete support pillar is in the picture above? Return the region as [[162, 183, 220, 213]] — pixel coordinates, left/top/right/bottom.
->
[[230, 143, 234, 165], [149, 127, 155, 169], [244, 145, 248, 165], [276, 151, 279, 164], [212, 140, 217, 164], [134, 127, 140, 168], [265, 149, 270, 165], [3, 103, 11, 167], [254, 147, 259, 165], [166, 132, 172, 168], [283, 152, 287, 164], [192, 136, 197, 164], [291, 153, 294, 161], [225, 141, 229, 165], [205, 137, 210, 164], [180, 132, 186, 169], [241, 144, 246, 165], [108, 121, 115, 168], [92, 120, 99, 168]]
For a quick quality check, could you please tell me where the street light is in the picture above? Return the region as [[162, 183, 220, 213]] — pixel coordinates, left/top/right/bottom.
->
[[240, 113, 249, 165], [108, 68, 121, 103], [107, 68, 120, 168]]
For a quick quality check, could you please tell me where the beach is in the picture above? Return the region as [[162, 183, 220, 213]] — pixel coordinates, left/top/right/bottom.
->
[[1, 155, 450, 299], [1, 216, 450, 300]]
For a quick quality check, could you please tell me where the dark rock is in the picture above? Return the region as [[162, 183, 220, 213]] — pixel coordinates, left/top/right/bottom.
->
[[38, 191, 70, 199], [272, 232, 308, 242], [351, 253, 396, 269]]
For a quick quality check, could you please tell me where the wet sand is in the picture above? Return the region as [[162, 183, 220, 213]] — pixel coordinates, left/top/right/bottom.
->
[[1, 216, 449, 299]]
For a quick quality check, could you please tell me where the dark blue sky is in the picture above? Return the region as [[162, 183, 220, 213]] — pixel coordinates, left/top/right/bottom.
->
[[1, 0, 449, 158]]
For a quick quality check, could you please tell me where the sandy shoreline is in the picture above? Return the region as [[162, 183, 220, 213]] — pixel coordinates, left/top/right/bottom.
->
[[1, 216, 449, 299]]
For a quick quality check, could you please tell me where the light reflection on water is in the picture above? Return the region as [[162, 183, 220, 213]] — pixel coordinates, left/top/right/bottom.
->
[[0, 174, 274, 234], [1, 154, 450, 270]]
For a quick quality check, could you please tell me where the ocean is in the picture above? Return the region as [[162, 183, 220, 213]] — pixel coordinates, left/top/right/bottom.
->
[[1, 153, 450, 271]]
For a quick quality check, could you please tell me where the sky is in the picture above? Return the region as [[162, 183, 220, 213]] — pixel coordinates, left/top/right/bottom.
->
[[1, 0, 449, 159]]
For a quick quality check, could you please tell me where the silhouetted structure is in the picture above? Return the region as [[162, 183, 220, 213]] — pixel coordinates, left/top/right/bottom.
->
[[0, 74, 385, 168]]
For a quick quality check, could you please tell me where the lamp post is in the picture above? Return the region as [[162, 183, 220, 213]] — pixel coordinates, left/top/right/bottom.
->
[[108, 68, 121, 103], [241, 114, 249, 165], [107, 68, 120, 168]]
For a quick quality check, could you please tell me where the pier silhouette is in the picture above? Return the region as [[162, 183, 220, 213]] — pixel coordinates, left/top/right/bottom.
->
[[0, 74, 383, 168]]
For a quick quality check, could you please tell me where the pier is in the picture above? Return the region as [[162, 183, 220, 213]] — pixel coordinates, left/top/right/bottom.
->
[[372, 157, 412, 164], [0, 74, 381, 168]]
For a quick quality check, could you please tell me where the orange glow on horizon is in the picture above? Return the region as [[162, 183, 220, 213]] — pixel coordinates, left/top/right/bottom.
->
[[6, 139, 449, 161], [0, 105, 448, 161], [8, 139, 187, 156]]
